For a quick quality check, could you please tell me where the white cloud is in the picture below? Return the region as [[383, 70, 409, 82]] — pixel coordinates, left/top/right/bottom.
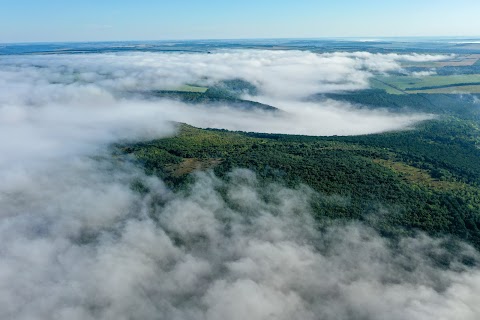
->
[[0, 49, 474, 320], [0, 167, 479, 320], [0, 50, 441, 152]]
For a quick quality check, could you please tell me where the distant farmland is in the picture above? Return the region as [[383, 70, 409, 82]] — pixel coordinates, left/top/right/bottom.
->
[[401, 54, 480, 68], [371, 74, 480, 94], [436, 54, 480, 67], [407, 85, 480, 94]]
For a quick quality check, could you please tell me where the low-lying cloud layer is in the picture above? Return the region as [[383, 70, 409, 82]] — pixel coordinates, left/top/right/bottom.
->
[[1, 49, 476, 319], [0, 50, 442, 138], [0, 50, 450, 99], [1, 166, 479, 320]]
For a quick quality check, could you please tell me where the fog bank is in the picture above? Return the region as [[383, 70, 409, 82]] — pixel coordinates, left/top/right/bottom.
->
[[1, 49, 475, 320], [0, 50, 443, 137], [1, 167, 479, 320]]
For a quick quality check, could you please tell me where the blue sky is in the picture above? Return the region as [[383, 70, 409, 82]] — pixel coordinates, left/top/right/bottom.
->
[[1, 0, 480, 42]]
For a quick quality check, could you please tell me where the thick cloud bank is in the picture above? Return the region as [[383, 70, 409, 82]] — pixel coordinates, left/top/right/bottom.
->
[[0, 50, 440, 136], [1, 167, 479, 320], [1, 49, 477, 319]]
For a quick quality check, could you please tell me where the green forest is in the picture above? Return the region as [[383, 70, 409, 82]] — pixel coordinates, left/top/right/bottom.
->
[[114, 92, 480, 249]]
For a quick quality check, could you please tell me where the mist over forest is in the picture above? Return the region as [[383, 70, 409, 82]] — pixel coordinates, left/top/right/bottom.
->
[[1, 44, 480, 320]]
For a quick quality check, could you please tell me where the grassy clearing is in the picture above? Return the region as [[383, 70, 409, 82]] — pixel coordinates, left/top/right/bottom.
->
[[165, 158, 223, 177], [373, 159, 461, 191], [373, 158, 480, 213], [174, 85, 209, 93]]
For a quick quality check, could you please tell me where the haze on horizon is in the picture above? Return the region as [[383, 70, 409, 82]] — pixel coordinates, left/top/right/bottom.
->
[[1, 0, 480, 43]]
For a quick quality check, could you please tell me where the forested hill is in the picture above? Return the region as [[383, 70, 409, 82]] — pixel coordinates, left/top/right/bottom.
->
[[114, 111, 480, 249], [133, 79, 279, 112], [320, 90, 480, 119]]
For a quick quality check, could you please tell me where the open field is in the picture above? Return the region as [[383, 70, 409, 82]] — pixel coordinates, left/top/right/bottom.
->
[[371, 74, 480, 94], [407, 85, 480, 94], [436, 54, 480, 67], [370, 78, 405, 94], [401, 54, 480, 68], [436, 59, 479, 67]]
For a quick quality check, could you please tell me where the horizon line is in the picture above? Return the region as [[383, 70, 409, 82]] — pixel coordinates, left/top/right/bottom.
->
[[2, 35, 480, 45]]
